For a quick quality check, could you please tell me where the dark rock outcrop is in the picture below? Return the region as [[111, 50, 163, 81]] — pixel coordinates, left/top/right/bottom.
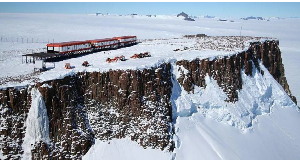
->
[[0, 63, 174, 159], [80, 63, 173, 150], [177, 12, 195, 21], [184, 17, 195, 21], [241, 16, 264, 20], [177, 12, 188, 18], [0, 87, 31, 159], [176, 40, 297, 104], [33, 77, 95, 159]]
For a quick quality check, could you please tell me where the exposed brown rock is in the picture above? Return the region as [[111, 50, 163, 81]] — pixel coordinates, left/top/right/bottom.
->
[[176, 40, 297, 104], [0, 87, 31, 159], [81, 63, 173, 151]]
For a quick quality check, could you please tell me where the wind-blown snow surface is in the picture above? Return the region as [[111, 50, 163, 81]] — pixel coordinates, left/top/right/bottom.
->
[[0, 13, 300, 160]]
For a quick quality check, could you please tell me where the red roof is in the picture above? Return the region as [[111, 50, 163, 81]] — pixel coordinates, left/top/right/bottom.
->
[[46, 36, 137, 47], [47, 41, 90, 47], [87, 38, 116, 43], [113, 36, 136, 40]]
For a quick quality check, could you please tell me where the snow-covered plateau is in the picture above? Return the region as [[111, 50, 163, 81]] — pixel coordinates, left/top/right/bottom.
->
[[0, 13, 300, 160]]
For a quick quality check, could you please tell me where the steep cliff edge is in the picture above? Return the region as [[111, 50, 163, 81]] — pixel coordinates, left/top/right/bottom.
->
[[0, 63, 173, 159], [0, 40, 297, 159], [176, 40, 296, 104], [0, 88, 31, 159]]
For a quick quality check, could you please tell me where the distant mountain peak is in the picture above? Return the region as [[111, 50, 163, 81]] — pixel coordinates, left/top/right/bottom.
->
[[177, 12, 189, 18], [177, 12, 195, 21]]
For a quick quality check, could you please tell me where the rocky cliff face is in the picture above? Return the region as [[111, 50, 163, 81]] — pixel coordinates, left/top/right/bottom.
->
[[0, 63, 173, 159], [0, 88, 31, 159], [80, 64, 173, 150], [176, 40, 297, 104], [0, 40, 296, 159]]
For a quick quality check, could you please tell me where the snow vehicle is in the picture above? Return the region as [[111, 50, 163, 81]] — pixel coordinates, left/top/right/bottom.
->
[[106, 55, 125, 63], [82, 61, 90, 67], [143, 52, 151, 57], [130, 52, 151, 59], [65, 63, 71, 69], [130, 54, 140, 59]]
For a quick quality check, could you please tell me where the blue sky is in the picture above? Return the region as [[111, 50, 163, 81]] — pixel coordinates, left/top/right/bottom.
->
[[0, 2, 299, 18]]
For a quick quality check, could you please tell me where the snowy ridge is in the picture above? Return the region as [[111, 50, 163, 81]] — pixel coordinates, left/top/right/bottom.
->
[[22, 88, 50, 160]]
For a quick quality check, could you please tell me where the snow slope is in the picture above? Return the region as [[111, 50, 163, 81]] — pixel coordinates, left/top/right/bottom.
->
[[0, 13, 300, 160], [172, 63, 300, 160], [83, 138, 172, 160], [174, 106, 300, 160]]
